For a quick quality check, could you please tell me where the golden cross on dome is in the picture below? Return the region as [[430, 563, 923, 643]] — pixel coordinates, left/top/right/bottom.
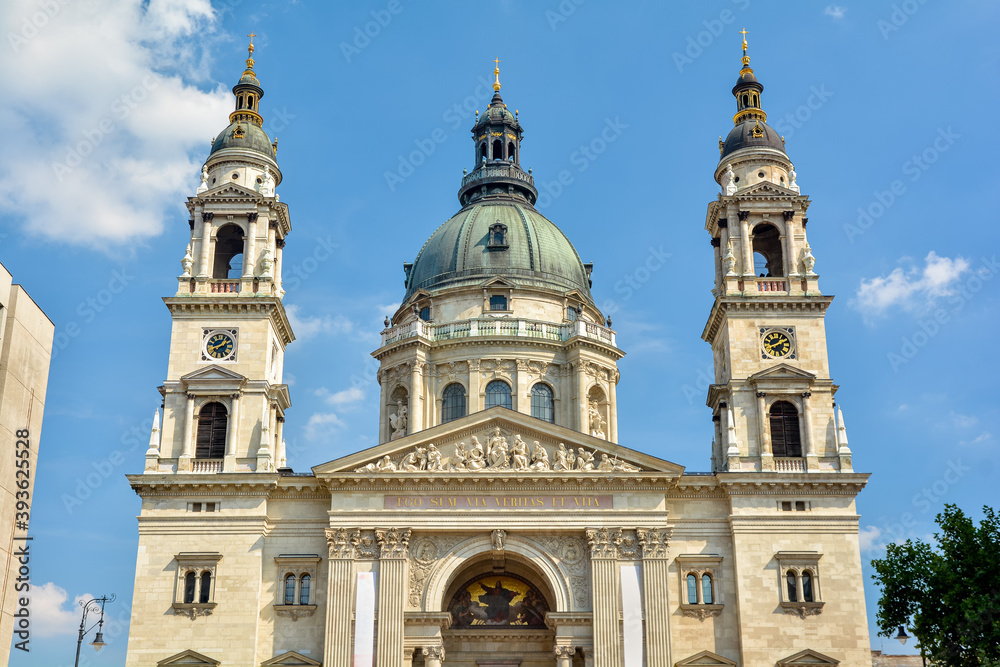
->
[[494, 57, 501, 68], [247, 30, 257, 54], [739, 28, 748, 52], [493, 57, 501, 92]]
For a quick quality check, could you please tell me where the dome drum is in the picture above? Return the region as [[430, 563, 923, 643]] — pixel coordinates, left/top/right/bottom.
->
[[458, 163, 537, 206]]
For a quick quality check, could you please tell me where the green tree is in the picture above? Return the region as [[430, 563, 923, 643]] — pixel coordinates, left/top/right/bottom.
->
[[871, 504, 1000, 666]]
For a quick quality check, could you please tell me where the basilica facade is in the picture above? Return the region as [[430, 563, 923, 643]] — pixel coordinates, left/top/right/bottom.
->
[[124, 37, 872, 667]]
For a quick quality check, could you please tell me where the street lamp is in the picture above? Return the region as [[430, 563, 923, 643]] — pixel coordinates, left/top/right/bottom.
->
[[75, 594, 115, 667], [895, 624, 927, 666]]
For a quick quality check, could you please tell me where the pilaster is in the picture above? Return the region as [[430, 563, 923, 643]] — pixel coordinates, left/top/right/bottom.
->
[[375, 528, 410, 667], [325, 528, 358, 667], [638, 528, 672, 667], [586, 528, 621, 667]]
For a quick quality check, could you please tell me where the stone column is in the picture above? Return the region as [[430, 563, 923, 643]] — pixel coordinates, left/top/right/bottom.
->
[[223, 393, 240, 472], [325, 529, 358, 667], [739, 211, 753, 277], [468, 360, 481, 419], [178, 393, 196, 471], [801, 391, 816, 469], [638, 528, 673, 667], [275, 237, 285, 295], [757, 391, 773, 471], [586, 528, 621, 667], [244, 212, 258, 277], [197, 212, 214, 279], [515, 360, 530, 415], [409, 362, 423, 433], [608, 371, 619, 443], [275, 416, 285, 467], [422, 646, 445, 667], [375, 528, 410, 667], [555, 646, 576, 667], [576, 363, 588, 434]]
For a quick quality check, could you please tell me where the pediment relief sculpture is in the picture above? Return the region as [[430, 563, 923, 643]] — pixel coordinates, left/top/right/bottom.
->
[[353, 427, 641, 474]]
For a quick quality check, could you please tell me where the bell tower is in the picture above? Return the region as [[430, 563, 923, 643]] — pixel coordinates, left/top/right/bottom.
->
[[143, 35, 294, 476], [703, 33, 852, 474]]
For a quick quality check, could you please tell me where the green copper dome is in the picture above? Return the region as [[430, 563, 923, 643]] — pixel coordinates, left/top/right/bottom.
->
[[210, 121, 276, 159], [404, 201, 593, 302]]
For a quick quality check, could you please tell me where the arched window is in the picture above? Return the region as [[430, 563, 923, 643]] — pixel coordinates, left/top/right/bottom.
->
[[479, 143, 487, 162], [751, 223, 784, 277], [702, 574, 714, 604], [485, 380, 512, 410], [442, 384, 467, 423], [507, 142, 516, 163], [786, 571, 798, 602], [183, 572, 196, 603], [284, 574, 296, 605], [195, 402, 228, 459], [769, 401, 802, 458], [802, 571, 813, 602], [199, 571, 212, 603], [418, 306, 431, 322], [489, 295, 508, 311], [299, 574, 311, 605], [741, 93, 749, 108], [247, 94, 254, 109], [531, 384, 554, 423], [213, 224, 245, 279], [492, 139, 503, 161], [686, 574, 698, 604]]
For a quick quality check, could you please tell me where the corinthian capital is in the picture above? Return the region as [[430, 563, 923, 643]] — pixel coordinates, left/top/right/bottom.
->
[[637, 527, 672, 559], [585, 528, 616, 559], [422, 646, 445, 661], [326, 528, 359, 560], [375, 527, 411, 559]]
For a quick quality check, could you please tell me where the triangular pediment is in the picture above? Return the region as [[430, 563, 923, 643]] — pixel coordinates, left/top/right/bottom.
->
[[777, 649, 839, 666], [261, 651, 322, 666], [736, 181, 799, 197], [749, 363, 816, 382], [199, 182, 263, 200], [314, 407, 683, 476], [675, 650, 738, 666], [480, 277, 516, 289], [181, 365, 247, 383], [158, 650, 220, 666]]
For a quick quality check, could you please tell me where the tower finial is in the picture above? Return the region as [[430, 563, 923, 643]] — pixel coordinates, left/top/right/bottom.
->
[[493, 57, 501, 92], [247, 30, 257, 55], [244, 31, 257, 72], [739, 28, 750, 66]]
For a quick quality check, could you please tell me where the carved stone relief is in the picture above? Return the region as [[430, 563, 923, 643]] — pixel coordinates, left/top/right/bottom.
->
[[406, 535, 464, 609]]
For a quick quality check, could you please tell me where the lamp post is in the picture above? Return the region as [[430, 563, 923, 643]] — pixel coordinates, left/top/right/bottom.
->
[[895, 625, 927, 666], [74, 594, 115, 667]]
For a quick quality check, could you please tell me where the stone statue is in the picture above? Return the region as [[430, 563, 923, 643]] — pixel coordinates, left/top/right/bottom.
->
[[566, 448, 577, 470], [487, 429, 509, 469], [426, 444, 442, 471], [529, 441, 550, 471], [552, 443, 570, 471], [197, 164, 209, 193], [376, 455, 396, 472], [400, 449, 421, 471], [261, 166, 274, 196], [258, 247, 273, 278], [597, 453, 614, 471], [389, 400, 407, 440], [417, 446, 428, 470], [613, 458, 640, 472], [467, 437, 486, 471], [451, 442, 468, 471], [788, 164, 800, 193], [491, 529, 505, 551], [576, 449, 595, 471], [589, 403, 607, 440], [180, 243, 194, 277], [511, 436, 529, 471], [723, 239, 737, 276], [723, 163, 737, 196], [802, 243, 816, 275]]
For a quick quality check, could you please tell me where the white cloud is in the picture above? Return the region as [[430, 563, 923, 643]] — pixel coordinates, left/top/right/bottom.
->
[[854, 252, 970, 318], [972, 432, 992, 444], [858, 525, 882, 552], [0, 0, 235, 248], [28, 582, 93, 637], [304, 411, 346, 441], [285, 305, 355, 340], [316, 386, 365, 406], [949, 411, 978, 429], [823, 5, 847, 19]]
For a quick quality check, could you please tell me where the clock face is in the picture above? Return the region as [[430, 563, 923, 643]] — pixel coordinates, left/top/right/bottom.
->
[[762, 330, 792, 358], [205, 332, 235, 360]]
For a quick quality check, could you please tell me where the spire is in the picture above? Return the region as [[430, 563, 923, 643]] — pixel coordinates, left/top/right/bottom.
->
[[836, 405, 852, 453], [146, 409, 161, 452], [229, 31, 265, 127], [732, 28, 766, 126], [493, 57, 501, 92]]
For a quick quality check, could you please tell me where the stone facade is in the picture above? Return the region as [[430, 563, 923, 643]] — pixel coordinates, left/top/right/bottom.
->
[[0, 262, 54, 663], [124, 44, 874, 667]]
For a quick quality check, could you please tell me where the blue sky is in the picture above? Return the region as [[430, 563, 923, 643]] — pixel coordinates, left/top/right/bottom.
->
[[2, 0, 997, 664]]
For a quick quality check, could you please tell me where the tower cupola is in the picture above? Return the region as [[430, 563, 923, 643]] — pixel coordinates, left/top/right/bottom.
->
[[719, 30, 786, 162], [209, 33, 277, 160], [458, 59, 537, 206], [230, 32, 264, 126]]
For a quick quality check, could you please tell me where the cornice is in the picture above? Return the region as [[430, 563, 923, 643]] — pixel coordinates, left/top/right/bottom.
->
[[718, 473, 869, 496], [128, 473, 279, 496], [321, 474, 680, 493], [163, 297, 295, 345], [373, 332, 624, 362], [702, 296, 834, 343]]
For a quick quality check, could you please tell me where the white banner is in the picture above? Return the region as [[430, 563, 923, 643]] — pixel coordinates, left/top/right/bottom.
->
[[353, 572, 375, 667], [621, 564, 644, 667]]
